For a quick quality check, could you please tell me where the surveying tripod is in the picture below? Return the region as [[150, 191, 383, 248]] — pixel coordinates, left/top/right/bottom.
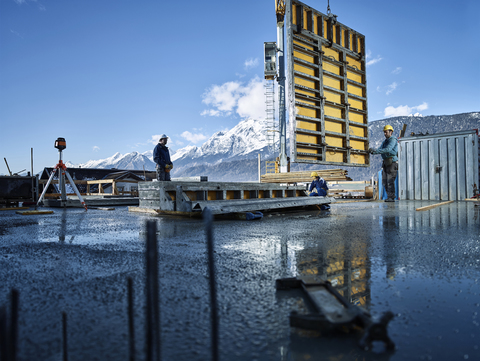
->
[[37, 138, 88, 211]]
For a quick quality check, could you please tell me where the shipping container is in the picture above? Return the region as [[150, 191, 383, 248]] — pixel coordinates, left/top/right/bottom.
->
[[286, 0, 369, 166], [398, 130, 480, 200]]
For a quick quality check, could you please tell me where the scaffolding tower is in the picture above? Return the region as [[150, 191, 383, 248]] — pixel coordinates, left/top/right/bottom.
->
[[264, 79, 277, 153]]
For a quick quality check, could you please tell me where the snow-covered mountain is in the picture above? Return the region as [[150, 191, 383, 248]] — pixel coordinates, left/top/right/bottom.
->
[[68, 112, 479, 181]]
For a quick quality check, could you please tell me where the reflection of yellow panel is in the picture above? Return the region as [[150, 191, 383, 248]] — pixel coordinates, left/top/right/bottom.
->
[[294, 63, 315, 77], [349, 125, 365, 137], [323, 62, 340, 75], [297, 120, 317, 131], [294, 40, 314, 51], [347, 71, 362, 83], [350, 153, 366, 164], [295, 76, 316, 90], [294, 50, 314, 63], [323, 47, 339, 61], [324, 90, 341, 104], [349, 98, 364, 110], [350, 111, 366, 124], [323, 75, 341, 90], [347, 56, 362, 71], [325, 135, 343, 148], [296, 134, 317, 144], [296, 88, 316, 97], [325, 121, 342, 133], [325, 149, 345, 162], [350, 139, 366, 150], [297, 106, 316, 118], [324, 104, 342, 118], [348, 83, 363, 97]]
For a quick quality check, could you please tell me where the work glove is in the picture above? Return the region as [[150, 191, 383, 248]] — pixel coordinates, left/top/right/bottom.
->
[[165, 164, 173, 172], [368, 148, 375, 154]]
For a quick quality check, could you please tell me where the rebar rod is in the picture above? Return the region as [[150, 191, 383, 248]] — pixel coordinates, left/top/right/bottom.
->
[[128, 277, 135, 361], [145, 221, 160, 361], [62, 312, 68, 361], [10, 289, 18, 361]]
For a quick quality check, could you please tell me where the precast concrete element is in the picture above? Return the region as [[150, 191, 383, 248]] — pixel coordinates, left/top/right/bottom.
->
[[134, 181, 335, 215]]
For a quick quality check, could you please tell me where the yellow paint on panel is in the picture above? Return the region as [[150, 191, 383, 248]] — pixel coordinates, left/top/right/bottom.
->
[[348, 83, 363, 97], [347, 71, 362, 83], [324, 105, 342, 118], [323, 75, 341, 90], [297, 120, 317, 131], [349, 98, 364, 110], [313, 15, 318, 35], [292, 5, 297, 25], [350, 139, 366, 150], [323, 19, 328, 39], [297, 106, 316, 118], [349, 111, 366, 124], [297, 147, 319, 155], [323, 62, 340, 75], [347, 56, 362, 71], [295, 76, 316, 90], [349, 33, 354, 51], [325, 149, 345, 162], [340, 29, 345, 47], [297, 97, 316, 106], [357, 37, 363, 54], [332, 24, 336, 43], [296, 134, 318, 144], [324, 90, 341, 104], [303, 9, 308, 30], [325, 135, 344, 148], [349, 125, 366, 137], [296, 88, 316, 97], [294, 50, 314, 63], [325, 120, 343, 133], [294, 63, 315, 77], [226, 191, 235, 200], [323, 47, 339, 61], [294, 40, 314, 51]]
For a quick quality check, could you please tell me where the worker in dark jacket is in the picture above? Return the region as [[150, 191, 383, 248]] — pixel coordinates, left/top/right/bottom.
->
[[309, 172, 328, 196], [369, 125, 398, 202], [153, 134, 173, 181]]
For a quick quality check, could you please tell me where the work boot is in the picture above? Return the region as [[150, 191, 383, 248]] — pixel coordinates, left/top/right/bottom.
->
[[385, 198, 395, 202]]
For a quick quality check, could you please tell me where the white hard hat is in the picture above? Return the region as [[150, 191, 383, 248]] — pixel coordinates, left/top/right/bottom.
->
[[159, 134, 168, 141]]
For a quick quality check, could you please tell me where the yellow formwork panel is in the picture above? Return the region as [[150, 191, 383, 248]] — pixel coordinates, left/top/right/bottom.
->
[[296, 133, 318, 144], [294, 50, 314, 63], [349, 33, 354, 51], [207, 191, 217, 201], [294, 39, 314, 51], [297, 97, 316, 106], [226, 191, 236, 200], [347, 71, 362, 84], [350, 139, 367, 150], [350, 153, 367, 164], [297, 105, 317, 118], [292, 5, 297, 25], [325, 135, 344, 148], [324, 104, 342, 118], [303, 9, 308, 30], [294, 63, 315, 77], [324, 89, 341, 104], [323, 47, 340, 61], [313, 15, 319, 36], [349, 111, 366, 124], [348, 83, 363, 97], [185, 191, 197, 201], [323, 75, 341, 90], [325, 149, 345, 162], [332, 24, 337, 43], [349, 97, 364, 110], [295, 76, 316, 90], [167, 191, 176, 201], [298, 148, 320, 155], [347, 55, 362, 71], [296, 88, 316, 97], [349, 125, 366, 137], [297, 120, 317, 131], [325, 120, 343, 133], [323, 62, 341, 75]]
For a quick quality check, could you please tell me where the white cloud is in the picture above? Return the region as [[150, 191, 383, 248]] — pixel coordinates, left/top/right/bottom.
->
[[384, 102, 429, 117], [244, 58, 259, 70], [92, 146, 100, 152], [148, 134, 162, 145], [386, 82, 398, 95], [181, 131, 208, 144], [366, 50, 382, 67], [392, 67, 402, 74], [202, 76, 265, 120]]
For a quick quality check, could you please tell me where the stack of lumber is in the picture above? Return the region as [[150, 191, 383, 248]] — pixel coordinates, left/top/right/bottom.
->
[[261, 169, 351, 184]]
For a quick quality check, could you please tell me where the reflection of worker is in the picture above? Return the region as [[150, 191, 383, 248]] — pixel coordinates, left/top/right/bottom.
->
[[309, 172, 328, 196], [153, 134, 173, 181], [369, 125, 398, 202]]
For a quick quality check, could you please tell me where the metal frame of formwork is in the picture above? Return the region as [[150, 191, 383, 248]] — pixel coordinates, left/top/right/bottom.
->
[[130, 181, 335, 216]]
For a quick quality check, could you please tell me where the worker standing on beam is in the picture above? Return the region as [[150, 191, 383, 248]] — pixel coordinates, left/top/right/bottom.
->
[[153, 134, 173, 181], [369, 125, 398, 202]]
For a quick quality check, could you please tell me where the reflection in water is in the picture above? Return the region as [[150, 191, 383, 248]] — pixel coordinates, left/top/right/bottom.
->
[[57, 209, 87, 243]]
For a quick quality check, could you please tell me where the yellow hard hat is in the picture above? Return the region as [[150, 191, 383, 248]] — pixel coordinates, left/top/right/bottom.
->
[[311, 171, 319, 177], [383, 125, 393, 131]]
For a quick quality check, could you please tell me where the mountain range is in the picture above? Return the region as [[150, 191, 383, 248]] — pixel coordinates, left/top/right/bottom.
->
[[67, 112, 479, 181]]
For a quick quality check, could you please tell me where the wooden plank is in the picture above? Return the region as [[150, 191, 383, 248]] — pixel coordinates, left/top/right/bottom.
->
[[416, 200, 454, 211]]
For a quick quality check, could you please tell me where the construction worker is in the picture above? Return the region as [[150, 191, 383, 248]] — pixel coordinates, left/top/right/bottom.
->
[[309, 172, 330, 210], [153, 134, 173, 181], [369, 125, 398, 202]]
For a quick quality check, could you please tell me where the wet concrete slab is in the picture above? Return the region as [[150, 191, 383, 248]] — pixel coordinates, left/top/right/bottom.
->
[[0, 201, 479, 360]]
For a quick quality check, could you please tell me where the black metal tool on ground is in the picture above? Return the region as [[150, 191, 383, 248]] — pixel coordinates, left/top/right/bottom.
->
[[276, 276, 395, 351]]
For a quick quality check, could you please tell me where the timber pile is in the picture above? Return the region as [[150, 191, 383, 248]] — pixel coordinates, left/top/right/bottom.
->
[[261, 169, 351, 184]]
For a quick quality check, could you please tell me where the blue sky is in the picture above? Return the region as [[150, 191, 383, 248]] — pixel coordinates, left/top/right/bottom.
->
[[1, 0, 479, 174]]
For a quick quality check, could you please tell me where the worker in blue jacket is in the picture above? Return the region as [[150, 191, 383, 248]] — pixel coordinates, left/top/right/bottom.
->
[[309, 172, 328, 196], [369, 125, 398, 202], [153, 134, 173, 181]]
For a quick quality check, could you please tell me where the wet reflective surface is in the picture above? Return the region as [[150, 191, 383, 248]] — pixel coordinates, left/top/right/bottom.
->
[[0, 201, 479, 360]]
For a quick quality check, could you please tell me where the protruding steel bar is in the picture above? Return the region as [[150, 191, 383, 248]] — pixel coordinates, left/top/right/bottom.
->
[[0, 306, 8, 360], [128, 277, 135, 361], [10, 289, 18, 361], [203, 208, 219, 361], [62, 312, 68, 361], [145, 221, 160, 361]]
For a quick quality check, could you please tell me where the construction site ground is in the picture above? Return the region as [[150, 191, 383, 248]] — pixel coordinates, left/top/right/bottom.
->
[[0, 200, 479, 361]]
